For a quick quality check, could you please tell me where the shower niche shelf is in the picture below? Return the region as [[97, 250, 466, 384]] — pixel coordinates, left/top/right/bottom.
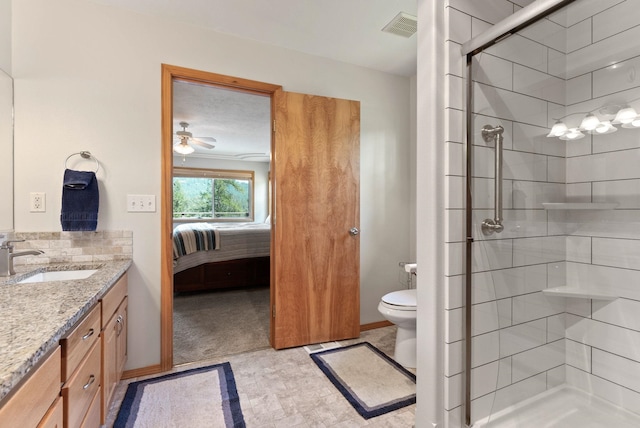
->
[[542, 202, 619, 210], [542, 286, 617, 300]]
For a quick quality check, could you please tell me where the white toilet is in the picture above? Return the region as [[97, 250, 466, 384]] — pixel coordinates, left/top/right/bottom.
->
[[378, 288, 417, 369]]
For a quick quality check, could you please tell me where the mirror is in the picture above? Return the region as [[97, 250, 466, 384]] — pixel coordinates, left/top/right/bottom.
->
[[0, 68, 13, 237]]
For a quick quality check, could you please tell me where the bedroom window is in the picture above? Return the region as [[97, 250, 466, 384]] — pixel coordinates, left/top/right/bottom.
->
[[173, 167, 254, 222]]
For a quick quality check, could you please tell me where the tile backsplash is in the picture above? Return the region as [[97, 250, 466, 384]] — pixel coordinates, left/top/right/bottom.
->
[[11, 231, 133, 265]]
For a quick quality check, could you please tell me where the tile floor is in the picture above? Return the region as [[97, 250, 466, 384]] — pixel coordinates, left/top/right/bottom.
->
[[105, 326, 416, 427]]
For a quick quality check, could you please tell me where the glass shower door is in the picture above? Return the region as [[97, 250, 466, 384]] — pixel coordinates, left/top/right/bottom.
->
[[466, 0, 640, 426]]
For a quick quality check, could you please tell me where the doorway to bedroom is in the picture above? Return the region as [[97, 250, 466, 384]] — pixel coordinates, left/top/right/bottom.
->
[[170, 77, 274, 365], [161, 64, 361, 372]]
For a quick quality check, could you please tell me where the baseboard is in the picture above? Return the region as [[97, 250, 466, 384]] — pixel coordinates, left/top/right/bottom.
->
[[360, 320, 393, 331], [122, 364, 163, 380]]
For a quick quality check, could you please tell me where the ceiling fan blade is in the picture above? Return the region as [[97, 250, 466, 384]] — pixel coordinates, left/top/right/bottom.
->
[[193, 136, 216, 143], [191, 139, 215, 149]]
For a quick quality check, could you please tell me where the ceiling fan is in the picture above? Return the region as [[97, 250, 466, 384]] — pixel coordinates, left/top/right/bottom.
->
[[173, 121, 216, 155]]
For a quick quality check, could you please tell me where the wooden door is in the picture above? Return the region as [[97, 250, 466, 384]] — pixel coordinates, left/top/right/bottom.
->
[[271, 90, 360, 349]]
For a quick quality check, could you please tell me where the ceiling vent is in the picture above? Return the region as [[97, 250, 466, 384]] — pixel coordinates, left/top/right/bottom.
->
[[382, 12, 417, 38]]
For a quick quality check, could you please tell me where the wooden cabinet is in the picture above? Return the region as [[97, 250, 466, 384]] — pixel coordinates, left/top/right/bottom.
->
[[100, 273, 128, 425], [0, 269, 129, 428], [174, 256, 270, 292], [0, 347, 61, 428]]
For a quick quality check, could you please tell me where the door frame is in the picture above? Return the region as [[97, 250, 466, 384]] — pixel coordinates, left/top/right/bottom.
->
[[160, 64, 281, 371]]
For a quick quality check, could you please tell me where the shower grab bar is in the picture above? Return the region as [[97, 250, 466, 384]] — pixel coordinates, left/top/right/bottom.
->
[[481, 125, 505, 236]]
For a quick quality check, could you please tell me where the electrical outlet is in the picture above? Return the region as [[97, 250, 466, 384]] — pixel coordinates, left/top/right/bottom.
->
[[30, 192, 46, 212], [127, 194, 156, 212]]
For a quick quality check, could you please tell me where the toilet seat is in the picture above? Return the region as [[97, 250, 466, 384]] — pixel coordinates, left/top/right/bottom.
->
[[381, 289, 416, 310]]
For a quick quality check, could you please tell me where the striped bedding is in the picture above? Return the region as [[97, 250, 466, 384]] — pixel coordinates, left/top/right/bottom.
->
[[173, 222, 271, 273], [172, 223, 221, 258]]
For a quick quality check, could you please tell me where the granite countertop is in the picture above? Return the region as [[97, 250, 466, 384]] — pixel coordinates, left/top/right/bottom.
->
[[0, 259, 132, 404]]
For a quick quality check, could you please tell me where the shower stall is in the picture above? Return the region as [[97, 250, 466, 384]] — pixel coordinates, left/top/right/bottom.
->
[[461, 0, 640, 426]]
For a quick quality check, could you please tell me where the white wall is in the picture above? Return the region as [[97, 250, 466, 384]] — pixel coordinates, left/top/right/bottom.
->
[[0, 0, 10, 72], [12, 0, 413, 370], [173, 156, 270, 223]]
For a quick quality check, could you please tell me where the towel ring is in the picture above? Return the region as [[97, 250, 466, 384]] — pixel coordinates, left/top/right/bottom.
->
[[64, 151, 100, 173]]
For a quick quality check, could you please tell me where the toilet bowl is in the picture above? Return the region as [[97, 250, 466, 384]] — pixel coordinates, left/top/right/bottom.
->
[[378, 289, 417, 369]]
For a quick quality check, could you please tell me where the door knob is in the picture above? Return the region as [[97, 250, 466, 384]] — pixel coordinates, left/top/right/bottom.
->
[[349, 227, 359, 236]]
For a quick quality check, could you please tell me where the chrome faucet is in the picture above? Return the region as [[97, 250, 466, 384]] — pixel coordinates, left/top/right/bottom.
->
[[0, 240, 45, 277]]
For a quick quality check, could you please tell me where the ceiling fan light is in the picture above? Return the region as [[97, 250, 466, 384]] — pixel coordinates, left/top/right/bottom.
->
[[174, 142, 194, 155]]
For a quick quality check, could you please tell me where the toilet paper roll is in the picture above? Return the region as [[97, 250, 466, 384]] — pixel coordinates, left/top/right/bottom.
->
[[404, 263, 417, 273]]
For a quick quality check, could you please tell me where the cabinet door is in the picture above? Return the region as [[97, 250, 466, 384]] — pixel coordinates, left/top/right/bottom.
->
[[116, 297, 128, 375], [101, 310, 118, 424], [101, 297, 128, 424]]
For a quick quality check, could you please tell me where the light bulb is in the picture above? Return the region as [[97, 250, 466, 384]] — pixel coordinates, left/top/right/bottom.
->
[[580, 113, 600, 131], [614, 107, 638, 124], [547, 121, 568, 137], [559, 128, 585, 141], [594, 120, 617, 134]]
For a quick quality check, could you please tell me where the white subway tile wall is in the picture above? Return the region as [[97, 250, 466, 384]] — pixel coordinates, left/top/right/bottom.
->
[[445, 0, 640, 425]]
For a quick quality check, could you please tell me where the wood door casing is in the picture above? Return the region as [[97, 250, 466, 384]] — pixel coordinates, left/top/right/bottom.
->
[[272, 90, 360, 349]]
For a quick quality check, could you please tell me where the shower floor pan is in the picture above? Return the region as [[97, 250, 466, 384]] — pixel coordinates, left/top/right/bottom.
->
[[473, 385, 640, 427]]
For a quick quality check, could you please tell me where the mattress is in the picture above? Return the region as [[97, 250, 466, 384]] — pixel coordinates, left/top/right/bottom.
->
[[173, 222, 270, 273]]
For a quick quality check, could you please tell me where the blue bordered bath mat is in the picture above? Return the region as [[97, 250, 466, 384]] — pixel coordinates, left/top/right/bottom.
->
[[310, 342, 416, 419], [114, 362, 245, 427]]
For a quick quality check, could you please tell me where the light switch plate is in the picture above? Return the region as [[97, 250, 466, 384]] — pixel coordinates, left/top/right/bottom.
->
[[127, 194, 156, 212]]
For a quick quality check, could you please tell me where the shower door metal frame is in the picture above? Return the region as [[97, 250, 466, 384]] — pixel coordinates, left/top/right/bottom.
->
[[462, 0, 577, 426]]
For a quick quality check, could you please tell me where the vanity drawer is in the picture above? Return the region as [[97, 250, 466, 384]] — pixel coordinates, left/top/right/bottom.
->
[[80, 388, 101, 428], [38, 396, 63, 428], [61, 304, 101, 382], [101, 273, 127, 329], [62, 339, 101, 428]]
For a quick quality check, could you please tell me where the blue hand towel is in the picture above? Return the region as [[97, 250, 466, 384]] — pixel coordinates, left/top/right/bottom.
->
[[61, 169, 99, 231]]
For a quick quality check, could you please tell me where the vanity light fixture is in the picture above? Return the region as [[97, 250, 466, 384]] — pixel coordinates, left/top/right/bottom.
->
[[558, 128, 585, 140], [547, 120, 569, 137], [594, 120, 617, 134], [614, 106, 638, 125], [579, 113, 600, 132], [547, 102, 640, 140]]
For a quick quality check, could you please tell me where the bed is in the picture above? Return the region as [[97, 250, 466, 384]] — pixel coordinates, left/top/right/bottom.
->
[[172, 222, 271, 293]]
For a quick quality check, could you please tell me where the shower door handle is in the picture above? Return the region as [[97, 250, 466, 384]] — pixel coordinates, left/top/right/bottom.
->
[[481, 125, 505, 236]]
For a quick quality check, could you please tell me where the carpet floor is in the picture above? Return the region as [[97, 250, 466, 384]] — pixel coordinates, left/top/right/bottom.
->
[[173, 286, 271, 365]]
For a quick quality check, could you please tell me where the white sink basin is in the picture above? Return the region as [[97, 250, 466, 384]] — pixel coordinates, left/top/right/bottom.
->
[[17, 269, 98, 284]]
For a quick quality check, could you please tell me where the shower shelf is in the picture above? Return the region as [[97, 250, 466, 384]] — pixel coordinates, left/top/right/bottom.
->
[[542, 286, 617, 300], [542, 202, 618, 210]]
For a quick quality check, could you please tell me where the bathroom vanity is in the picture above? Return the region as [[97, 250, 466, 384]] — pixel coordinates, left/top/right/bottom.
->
[[0, 260, 131, 427]]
